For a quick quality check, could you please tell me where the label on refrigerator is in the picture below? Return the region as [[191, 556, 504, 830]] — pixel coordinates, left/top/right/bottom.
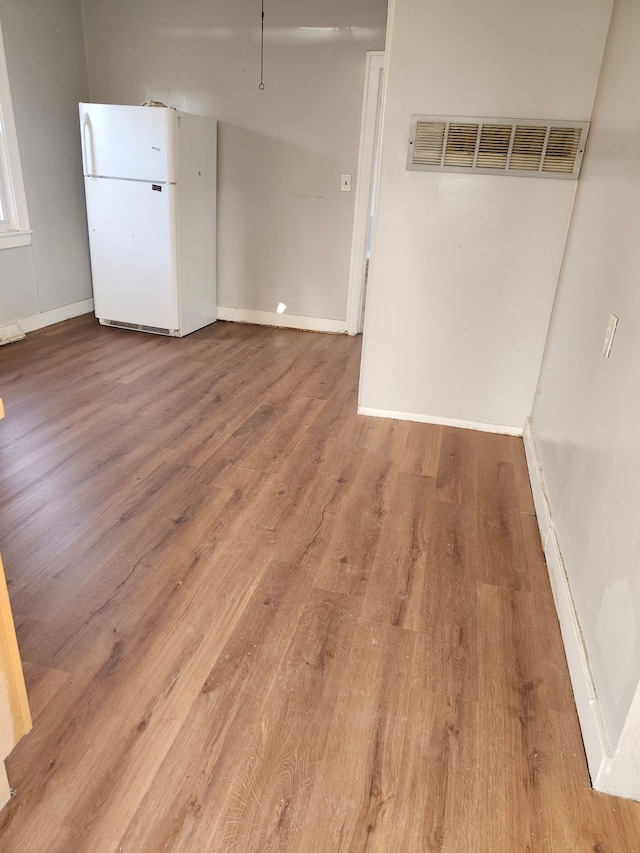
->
[[152, 185, 162, 192]]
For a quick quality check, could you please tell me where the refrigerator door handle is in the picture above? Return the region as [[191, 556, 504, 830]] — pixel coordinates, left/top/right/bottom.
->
[[81, 113, 94, 177]]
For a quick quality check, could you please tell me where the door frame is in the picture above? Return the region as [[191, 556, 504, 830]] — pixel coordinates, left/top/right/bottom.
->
[[345, 50, 385, 336]]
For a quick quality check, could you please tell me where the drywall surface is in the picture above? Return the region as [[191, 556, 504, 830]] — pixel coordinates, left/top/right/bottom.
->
[[82, 0, 387, 322], [0, 248, 38, 323], [0, 0, 92, 323], [359, 0, 612, 430], [531, 0, 640, 757]]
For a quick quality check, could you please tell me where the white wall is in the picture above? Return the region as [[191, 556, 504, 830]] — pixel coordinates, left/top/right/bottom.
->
[[0, 0, 92, 326], [530, 0, 640, 797], [82, 0, 387, 323], [359, 0, 612, 431]]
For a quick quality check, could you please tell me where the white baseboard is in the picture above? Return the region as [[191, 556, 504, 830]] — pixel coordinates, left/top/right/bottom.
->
[[12, 302, 345, 337], [523, 419, 613, 787], [595, 680, 640, 799], [17, 298, 94, 334], [357, 406, 523, 436], [216, 306, 347, 335]]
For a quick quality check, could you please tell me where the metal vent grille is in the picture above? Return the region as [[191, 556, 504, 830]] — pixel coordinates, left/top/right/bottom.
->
[[443, 123, 478, 167], [510, 125, 547, 171], [477, 124, 511, 169], [413, 121, 446, 166], [543, 126, 583, 174], [101, 319, 177, 336], [407, 115, 589, 179]]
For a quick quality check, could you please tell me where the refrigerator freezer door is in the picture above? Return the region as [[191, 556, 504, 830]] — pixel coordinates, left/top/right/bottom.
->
[[80, 103, 175, 183], [84, 177, 180, 331]]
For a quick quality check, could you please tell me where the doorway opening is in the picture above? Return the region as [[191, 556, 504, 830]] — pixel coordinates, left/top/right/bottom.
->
[[346, 51, 385, 335]]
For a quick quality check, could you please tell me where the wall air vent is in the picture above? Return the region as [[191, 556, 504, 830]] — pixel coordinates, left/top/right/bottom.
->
[[407, 116, 589, 179]]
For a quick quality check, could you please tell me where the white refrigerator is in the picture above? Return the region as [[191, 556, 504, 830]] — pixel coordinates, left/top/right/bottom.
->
[[79, 103, 217, 336]]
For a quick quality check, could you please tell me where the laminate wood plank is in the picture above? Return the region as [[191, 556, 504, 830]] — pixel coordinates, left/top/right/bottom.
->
[[51, 825, 120, 853], [240, 395, 326, 476], [517, 707, 595, 853], [170, 354, 321, 471], [137, 386, 260, 457], [140, 342, 320, 460], [435, 426, 479, 505], [342, 411, 403, 457], [2, 336, 169, 412], [383, 691, 478, 853], [0, 404, 130, 509], [474, 581, 601, 851], [412, 497, 478, 700], [230, 433, 338, 555], [475, 582, 536, 851], [271, 437, 367, 568], [305, 363, 362, 447], [0, 438, 173, 557], [19, 662, 70, 727], [295, 363, 348, 400], [10, 616, 70, 678], [0, 668, 101, 848], [360, 471, 435, 630], [478, 582, 551, 718], [117, 559, 316, 852], [2, 544, 275, 851], [313, 453, 393, 596], [391, 419, 442, 477], [575, 791, 640, 853], [474, 429, 521, 511], [187, 402, 282, 485], [302, 330, 357, 370], [91, 331, 273, 424], [295, 619, 415, 852], [0, 399, 107, 466], [18, 471, 275, 673], [477, 500, 531, 591], [4, 449, 190, 611], [518, 511, 579, 713], [206, 588, 362, 852], [100, 354, 219, 413], [1, 819, 119, 853], [0, 331, 115, 392]]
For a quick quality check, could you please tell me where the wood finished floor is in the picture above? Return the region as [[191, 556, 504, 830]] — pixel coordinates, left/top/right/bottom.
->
[[0, 315, 639, 852]]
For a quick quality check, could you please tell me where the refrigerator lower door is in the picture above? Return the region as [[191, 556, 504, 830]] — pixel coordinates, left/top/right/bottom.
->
[[84, 177, 180, 333]]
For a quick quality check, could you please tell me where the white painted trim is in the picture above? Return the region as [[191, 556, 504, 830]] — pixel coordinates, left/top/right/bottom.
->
[[345, 51, 385, 336], [0, 230, 31, 250], [17, 298, 94, 333], [0, 19, 30, 234], [596, 680, 640, 799], [523, 420, 614, 788], [522, 420, 550, 544], [357, 406, 523, 436], [216, 306, 346, 335]]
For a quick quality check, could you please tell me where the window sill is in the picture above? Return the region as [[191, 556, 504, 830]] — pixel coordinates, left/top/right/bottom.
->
[[0, 230, 32, 250]]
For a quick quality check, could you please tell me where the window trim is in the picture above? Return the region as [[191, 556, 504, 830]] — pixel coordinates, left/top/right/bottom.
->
[[0, 17, 31, 249]]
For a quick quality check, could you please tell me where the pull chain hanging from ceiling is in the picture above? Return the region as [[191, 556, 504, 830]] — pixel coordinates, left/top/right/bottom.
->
[[259, 0, 265, 90]]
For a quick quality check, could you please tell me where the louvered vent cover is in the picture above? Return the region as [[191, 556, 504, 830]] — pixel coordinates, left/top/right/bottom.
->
[[102, 319, 178, 337], [408, 116, 589, 179]]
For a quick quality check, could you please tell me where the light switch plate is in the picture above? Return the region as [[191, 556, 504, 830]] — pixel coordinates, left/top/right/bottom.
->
[[341, 174, 351, 192]]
